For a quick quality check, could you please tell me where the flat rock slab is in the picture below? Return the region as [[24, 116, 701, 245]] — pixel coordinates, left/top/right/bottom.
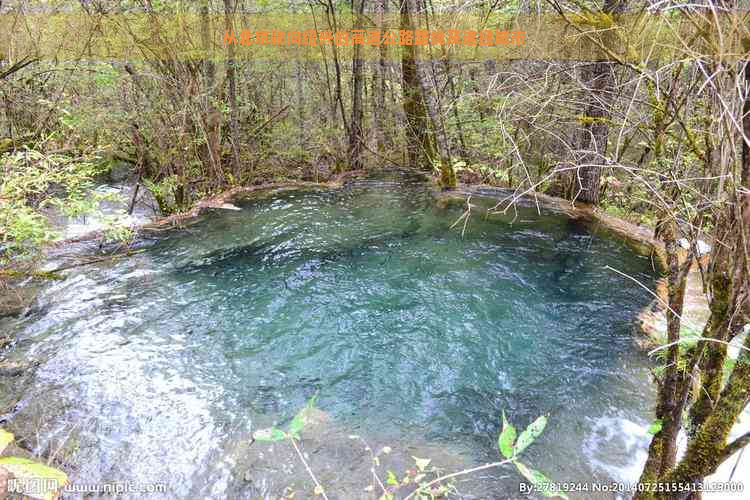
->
[[220, 409, 491, 500]]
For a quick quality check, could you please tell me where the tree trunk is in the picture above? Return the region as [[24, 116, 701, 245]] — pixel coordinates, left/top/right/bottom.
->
[[348, 0, 365, 170], [297, 59, 305, 151], [373, 0, 387, 156], [573, 60, 612, 205], [442, 56, 467, 158], [224, 0, 242, 181], [199, 0, 223, 183], [400, 0, 434, 170], [402, 0, 455, 187], [635, 34, 750, 500], [570, 0, 624, 205]]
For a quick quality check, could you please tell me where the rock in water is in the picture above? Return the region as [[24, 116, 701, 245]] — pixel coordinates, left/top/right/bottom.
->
[[0, 360, 33, 377], [219, 203, 242, 211]]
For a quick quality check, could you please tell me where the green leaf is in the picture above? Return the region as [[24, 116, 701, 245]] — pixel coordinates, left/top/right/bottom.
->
[[498, 411, 517, 459], [0, 456, 68, 500], [0, 429, 14, 454], [386, 470, 398, 486], [252, 427, 288, 442], [647, 419, 663, 435], [514, 415, 547, 456], [288, 411, 308, 437], [271, 428, 288, 440], [412, 456, 431, 472], [288, 394, 318, 438], [305, 393, 319, 410], [514, 461, 568, 499]]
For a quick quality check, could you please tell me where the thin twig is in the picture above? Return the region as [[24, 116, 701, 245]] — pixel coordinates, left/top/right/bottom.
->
[[403, 459, 512, 500], [289, 437, 330, 500]]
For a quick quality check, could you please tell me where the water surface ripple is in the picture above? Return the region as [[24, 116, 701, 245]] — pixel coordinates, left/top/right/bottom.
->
[[1, 172, 658, 498]]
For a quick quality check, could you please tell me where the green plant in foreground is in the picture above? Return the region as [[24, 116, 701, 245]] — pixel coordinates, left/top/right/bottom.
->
[[252, 395, 319, 443], [498, 411, 568, 499], [0, 147, 119, 261], [252, 397, 567, 499], [0, 428, 68, 500]]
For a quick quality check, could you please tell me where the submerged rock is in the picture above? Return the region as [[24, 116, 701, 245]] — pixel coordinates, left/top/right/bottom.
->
[[218, 203, 242, 211], [219, 409, 488, 500], [0, 360, 34, 377], [0, 284, 39, 318]]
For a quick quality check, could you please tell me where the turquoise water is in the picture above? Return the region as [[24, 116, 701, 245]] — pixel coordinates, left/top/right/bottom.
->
[[1, 172, 659, 498]]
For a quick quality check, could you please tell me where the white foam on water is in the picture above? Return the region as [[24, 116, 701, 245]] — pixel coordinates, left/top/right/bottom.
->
[[584, 415, 651, 485]]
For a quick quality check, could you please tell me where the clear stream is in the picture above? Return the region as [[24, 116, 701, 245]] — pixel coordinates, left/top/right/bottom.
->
[[1, 171, 659, 499]]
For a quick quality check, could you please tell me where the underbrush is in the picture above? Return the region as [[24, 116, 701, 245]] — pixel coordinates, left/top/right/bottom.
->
[[0, 147, 133, 266]]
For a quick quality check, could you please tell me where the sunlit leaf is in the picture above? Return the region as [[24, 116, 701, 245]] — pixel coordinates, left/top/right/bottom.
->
[[253, 427, 288, 442], [514, 415, 547, 455], [514, 461, 568, 499], [412, 456, 431, 472], [386, 470, 398, 486], [498, 411, 517, 459], [288, 412, 307, 437], [0, 457, 68, 500], [647, 419, 663, 435], [288, 394, 318, 437], [0, 429, 14, 454]]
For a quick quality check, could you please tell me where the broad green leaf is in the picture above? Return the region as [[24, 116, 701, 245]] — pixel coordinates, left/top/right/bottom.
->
[[514, 415, 547, 456], [288, 410, 308, 436], [288, 395, 319, 438], [252, 427, 288, 442], [647, 419, 663, 435], [0, 429, 14, 454], [386, 470, 398, 486], [498, 411, 517, 459], [514, 461, 568, 499], [305, 394, 318, 410], [0, 456, 68, 500], [412, 456, 431, 472]]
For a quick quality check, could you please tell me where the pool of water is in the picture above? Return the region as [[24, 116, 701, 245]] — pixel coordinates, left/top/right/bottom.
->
[[1, 171, 659, 498]]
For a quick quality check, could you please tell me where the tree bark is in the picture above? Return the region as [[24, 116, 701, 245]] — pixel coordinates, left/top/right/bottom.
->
[[223, 0, 242, 181], [348, 0, 365, 170], [402, 0, 455, 187], [400, 0, 434, 169], [635, 33, 750, 500], [373, 0, 387, 156], [570, 0, 624, 205]]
